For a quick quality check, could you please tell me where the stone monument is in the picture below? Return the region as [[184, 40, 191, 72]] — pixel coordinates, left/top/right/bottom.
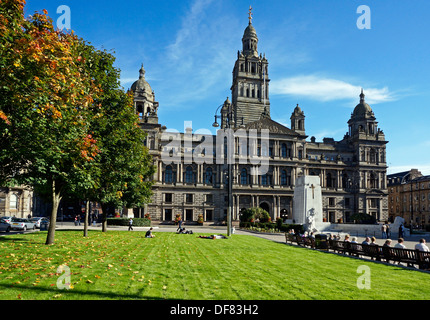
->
[[293, 175, 324, 233]]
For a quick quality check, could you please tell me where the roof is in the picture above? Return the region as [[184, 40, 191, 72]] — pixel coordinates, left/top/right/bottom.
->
[[244, 117, 299, 136]]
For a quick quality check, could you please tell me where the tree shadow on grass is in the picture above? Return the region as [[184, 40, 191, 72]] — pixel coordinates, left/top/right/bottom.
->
[[0, 282, 178, 300]]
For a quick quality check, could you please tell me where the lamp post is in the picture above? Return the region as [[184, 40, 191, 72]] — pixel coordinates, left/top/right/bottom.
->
[[213, 99, 235, 236], [401, 172, 413, 234]]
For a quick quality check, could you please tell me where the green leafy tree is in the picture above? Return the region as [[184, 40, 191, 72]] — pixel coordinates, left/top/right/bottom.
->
[[72, 40, 155, 234]]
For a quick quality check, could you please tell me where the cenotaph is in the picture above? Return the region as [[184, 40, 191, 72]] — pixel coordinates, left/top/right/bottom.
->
[[293, 175, 324, 233]]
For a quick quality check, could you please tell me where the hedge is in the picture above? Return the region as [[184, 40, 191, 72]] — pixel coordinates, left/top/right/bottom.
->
[[107, 218, 151, 227], [239, 221, 303, 233]]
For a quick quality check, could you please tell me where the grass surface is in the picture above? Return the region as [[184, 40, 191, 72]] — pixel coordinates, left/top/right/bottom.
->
[[0, 230, 429, 300]]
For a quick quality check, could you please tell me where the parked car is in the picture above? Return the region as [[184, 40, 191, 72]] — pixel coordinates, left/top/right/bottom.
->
[[1, 216, 12, 224], [30, 217, 49, 229], [10, 218, 36, 231], [0, 219, 11, 233]]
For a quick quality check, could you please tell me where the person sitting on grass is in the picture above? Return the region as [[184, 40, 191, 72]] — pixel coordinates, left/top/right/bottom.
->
[[145, 227, 155, 238]]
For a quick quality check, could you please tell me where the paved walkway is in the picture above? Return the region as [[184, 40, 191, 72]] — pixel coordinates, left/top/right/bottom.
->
[[54, 222, 429, 250]]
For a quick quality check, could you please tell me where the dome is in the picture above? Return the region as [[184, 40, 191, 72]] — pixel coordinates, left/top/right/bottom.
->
[[130, 64, 153, 98], [293, 104, 303, 114], [243, 23, 257, 40], [352, 90, 373, 118]]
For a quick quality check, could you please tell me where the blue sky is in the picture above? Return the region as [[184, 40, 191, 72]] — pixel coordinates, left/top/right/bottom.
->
[[26, 1, 430, 175]]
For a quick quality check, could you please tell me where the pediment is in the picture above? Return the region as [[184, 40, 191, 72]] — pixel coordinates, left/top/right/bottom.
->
[[244, 117, 299, 136]]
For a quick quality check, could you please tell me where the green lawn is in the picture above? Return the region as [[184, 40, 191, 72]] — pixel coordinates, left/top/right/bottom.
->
[[0, 230, 429, 300]]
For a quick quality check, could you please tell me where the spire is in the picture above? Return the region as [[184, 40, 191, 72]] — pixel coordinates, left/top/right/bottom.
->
[[360, 88, 365, 104], [242, 7, 258, 56], [139, 63, 146, 79]]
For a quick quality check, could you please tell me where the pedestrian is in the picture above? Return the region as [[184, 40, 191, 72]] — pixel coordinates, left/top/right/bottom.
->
[[128, 218, 133, 231], [415, 238, 430, 252], [386, 223, 391, 238], [177, 218, 183, 232], [398, 224, 404, 238], [381, 223, 387, 239]]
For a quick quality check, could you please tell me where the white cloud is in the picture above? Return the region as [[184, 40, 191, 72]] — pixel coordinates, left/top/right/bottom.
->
[[157, 0, 238, 108], [271, 75, 396, 105]]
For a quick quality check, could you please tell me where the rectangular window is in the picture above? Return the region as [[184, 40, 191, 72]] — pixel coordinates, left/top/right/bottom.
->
[[205, 194, 213, 203], [185, 194, 193, 203], [185, 209, 193, 221], [164, 209, 173, 221], [206, 210, 213, 221], [165, 193, 173, 203], [345, 198, 350, 208]]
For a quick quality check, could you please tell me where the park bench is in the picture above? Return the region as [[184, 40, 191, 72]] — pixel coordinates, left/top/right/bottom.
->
[[303, 236, 316, 248], [295, 234, 306, 246], [285, 233, 296, 244], [285, 235, 430, 271]]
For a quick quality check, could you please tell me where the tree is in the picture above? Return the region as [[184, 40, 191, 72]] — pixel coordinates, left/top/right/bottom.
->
[[71, 39, 155, 234], [0, 2, 100, 245]]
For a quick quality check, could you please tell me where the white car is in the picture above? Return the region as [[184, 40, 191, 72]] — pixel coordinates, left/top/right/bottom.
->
[[10, 218, 36, 231], [30, 217, 49, 228], [0, 219, 11, 233]]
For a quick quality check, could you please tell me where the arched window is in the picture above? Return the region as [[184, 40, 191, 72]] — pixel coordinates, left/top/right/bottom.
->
[[240, 168, 248, 185], [137, 105, 144, 119], [185, 166, 194, 184], [205, 167, 213, 185], [165, 166, 173, 183]]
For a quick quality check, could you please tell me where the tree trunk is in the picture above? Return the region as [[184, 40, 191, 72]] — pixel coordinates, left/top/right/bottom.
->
[[83, 200, 90, 237], [101, 203, 108, 232], [46, 180, 62, 245]]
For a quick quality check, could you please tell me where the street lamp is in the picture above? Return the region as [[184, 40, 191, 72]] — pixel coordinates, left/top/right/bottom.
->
[[401, 172, 413, 234], [213, 99, 234, 236]]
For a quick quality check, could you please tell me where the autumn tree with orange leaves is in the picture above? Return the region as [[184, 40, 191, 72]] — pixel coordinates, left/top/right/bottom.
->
[[0, 1, 155, 244], [0, 1, 102, 244]]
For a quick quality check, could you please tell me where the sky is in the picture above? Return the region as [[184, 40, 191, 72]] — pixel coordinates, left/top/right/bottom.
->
[[26, 0, 430, 175]]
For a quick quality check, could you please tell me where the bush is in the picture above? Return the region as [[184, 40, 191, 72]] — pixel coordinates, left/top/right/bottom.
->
[[107, 218, 151, 227], [240, 207, 271, 223]]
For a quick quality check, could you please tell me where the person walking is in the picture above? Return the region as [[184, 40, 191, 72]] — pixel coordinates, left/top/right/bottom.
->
[[381, 224, 387, 239], [386, 223, 391, 238], [128, 218, 133, 231], [177, 217, 183, 232]]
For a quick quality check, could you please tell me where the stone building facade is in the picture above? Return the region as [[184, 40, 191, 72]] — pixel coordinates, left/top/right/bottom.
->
[[388, 169, 430, 229], [131, 14, 389, 225], [0, 187, 33, 218]]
